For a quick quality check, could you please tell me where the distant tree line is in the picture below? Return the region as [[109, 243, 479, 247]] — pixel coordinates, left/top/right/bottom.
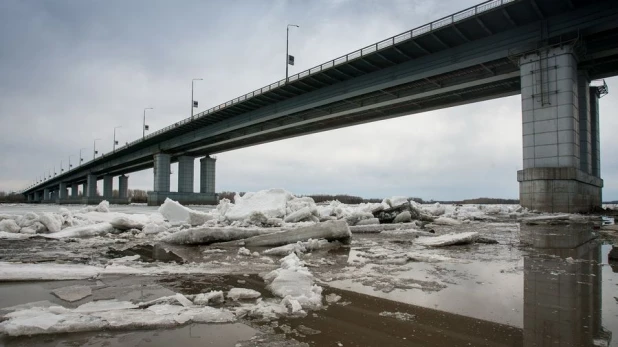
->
[[302, 194, 381, 204], [217, 191, 380, 204], [0, 191, 25, 203]]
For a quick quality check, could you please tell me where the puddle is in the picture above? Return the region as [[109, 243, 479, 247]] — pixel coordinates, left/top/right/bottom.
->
[[1, 323, 256, 347]]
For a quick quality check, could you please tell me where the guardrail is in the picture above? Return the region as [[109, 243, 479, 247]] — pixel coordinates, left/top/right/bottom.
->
[[131, 0, 516, 145], [21, 0, 516, 194]]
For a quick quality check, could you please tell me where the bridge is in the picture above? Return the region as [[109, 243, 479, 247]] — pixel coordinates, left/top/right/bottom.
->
[[20, 0, 618, 212]]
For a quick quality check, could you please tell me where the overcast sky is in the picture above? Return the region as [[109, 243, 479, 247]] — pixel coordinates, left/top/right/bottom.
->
[[1, 0, 617, 201]]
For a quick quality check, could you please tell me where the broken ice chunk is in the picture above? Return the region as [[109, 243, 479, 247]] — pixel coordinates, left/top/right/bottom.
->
[[51, 285, 92, 302], [227, 288, 261, 301]]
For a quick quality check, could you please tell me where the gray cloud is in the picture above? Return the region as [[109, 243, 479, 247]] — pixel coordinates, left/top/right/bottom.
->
[[1, 0, 616, 201]]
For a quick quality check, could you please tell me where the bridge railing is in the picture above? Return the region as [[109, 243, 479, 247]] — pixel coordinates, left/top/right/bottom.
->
[[137, 0, 517, 148], [22, 0, 517, 194]]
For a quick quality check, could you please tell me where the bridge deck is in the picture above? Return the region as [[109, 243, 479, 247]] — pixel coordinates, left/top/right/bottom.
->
[[22, 0, 618, 193]]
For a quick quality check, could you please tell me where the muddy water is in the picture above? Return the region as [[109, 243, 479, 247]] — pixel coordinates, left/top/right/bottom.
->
[[1, 323, 257, 347], [0, 220, 617, 346]]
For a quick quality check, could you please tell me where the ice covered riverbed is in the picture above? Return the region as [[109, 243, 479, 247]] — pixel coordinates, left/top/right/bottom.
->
[[0, 189, 616, 346]]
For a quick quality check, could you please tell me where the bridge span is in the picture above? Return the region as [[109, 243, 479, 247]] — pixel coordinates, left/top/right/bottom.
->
[[21, 0, 618, 212]]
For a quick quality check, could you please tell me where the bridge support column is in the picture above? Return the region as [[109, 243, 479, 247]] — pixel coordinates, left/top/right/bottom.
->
[[86, 175, 97, 197], [590, 87, 601, 178], [119, 175, 129, 199], [148, 154, 217, 206], [43, 188, 50, 201], [178, 156, 194, 193], [103, 176, 113, 198], [147, 153, 171, 206], [517, 46, 603, 213], [59, 183, 68, 200], [71, 183, 79, 198], [153, 153, 171, 192], [200, 156, 216, 194], [27, 194, 32, 202]]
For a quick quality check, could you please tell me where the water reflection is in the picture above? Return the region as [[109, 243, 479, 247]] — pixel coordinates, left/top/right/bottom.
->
[[522, 224, 611, 346]]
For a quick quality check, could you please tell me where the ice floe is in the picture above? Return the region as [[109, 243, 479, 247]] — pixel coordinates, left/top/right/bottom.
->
[[51, 285, 93, 302], [0, 299, 235, 336], [416, 231, 479, 247], [262, 253, 323, 309]]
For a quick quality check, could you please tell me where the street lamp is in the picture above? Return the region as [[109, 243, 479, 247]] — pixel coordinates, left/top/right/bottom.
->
[[113, 126, 122, 152], [143, 108, 153, 139], [60, 160, 63, 173], [286, 24, 299, 83], [191, 78, 203, 120], [79, 148, 87, 165], [93, 138, 101, 160], [68, 155, 75, 170]]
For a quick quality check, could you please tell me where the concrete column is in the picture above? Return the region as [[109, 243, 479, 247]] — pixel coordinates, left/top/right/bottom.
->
[[59, 183, 67, 199], [103, 176, 113, 198], [590, 87, 601, 178], [86, 175, 97, 197], [177, 156, 195, 193], [200, 156, 216, 194], [517, 46, 602, 213], [118, 175, 129, 198], [27, 194, 32, 202], [50, 190, 57, 201], [71, 183, 79, 198], [43, 188, 50, 201], [520, 46, 579, 169], [577, 71, 592, 174], [153, 153, 171, 192]]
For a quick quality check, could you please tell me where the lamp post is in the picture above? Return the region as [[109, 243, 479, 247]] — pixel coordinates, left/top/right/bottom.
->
[[68, 155, 75, 170], [143, 108, 153, 139], [60, 160, 63, 173], [191, 78, 202, 120], [79, 148, 87, 165], [93, 139, 101, 160], [113, 126, 122, 152], [286, 24, 299, 83]]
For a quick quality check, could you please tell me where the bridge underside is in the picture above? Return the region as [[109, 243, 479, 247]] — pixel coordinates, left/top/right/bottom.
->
[[22, 0, 618, 210]]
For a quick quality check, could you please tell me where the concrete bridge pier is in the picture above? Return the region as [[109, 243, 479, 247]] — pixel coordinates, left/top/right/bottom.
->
[[43, 188, 50, 202], [119, 175, 129, 199], [178, 156, 194, 193], [147, 154, 218, 206], [58, 183, 68, 201], [103, 176, 113, 199], [71, 183, 79, 198], [81, 174, 101, 204], [200, 156, 216, 195], [517, 46, 603, 213]]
